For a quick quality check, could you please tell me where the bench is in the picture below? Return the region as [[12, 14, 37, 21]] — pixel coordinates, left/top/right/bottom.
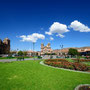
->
[[16, 57, 24, 61]]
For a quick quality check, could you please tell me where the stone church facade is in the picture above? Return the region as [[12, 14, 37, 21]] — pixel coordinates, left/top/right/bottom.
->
[[0, 38, 10, 54], [41, 43, 53, 55]]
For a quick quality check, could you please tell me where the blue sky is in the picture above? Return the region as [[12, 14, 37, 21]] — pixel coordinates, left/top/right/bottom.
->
[[0, 0, 90, 51]]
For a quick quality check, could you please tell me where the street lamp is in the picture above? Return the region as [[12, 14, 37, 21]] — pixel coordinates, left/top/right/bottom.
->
[[60, 44, 63, 56], [17, 48, 19, 55], [33, 42, 35, 60]]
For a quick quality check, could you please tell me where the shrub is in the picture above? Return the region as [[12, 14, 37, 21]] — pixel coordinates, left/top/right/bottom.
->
[[38, 56, 42, 59], [18, 51, 23, 56]]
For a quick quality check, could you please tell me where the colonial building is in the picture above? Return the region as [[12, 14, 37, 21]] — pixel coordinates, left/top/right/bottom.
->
[[41, 43, 53, 55], [40, 42, 90, 56], [27, 50, 38, 56], [53, 47, 90, 56], [0, 38, 10, 54]]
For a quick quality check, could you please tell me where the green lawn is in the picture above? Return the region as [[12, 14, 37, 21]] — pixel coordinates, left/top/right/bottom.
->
[[0, 60, 90, 90], [65, 58, 74, 62], [82, 62, 90, 66]]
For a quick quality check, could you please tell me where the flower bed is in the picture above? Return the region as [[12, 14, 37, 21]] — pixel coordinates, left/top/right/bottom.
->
[[44, 59, 89, 71]]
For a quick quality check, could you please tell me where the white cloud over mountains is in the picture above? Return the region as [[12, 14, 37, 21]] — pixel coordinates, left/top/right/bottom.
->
[[20, 33, 45, 43], [45, 22, 69, 38], [69, 20, 90, 32]]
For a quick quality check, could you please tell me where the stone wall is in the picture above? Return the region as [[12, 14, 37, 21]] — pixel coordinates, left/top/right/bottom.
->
[[0, 38, 10, 54]]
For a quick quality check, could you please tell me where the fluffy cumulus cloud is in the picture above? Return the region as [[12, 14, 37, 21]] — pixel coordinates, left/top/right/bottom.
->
[[45, 22, 69, 38], [20, 33, 45, 43], [69, 20, 90, 32], [50, 37, 54, 40]]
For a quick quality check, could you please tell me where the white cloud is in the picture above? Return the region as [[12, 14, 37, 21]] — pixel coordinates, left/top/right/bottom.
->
[[20, 33, 45, 43], [50, 37, 54, 40], [56, 34, 65, 38], [69, 20, 90, 32], [45, 31, 52, 35], [45, 22, 69, 37]]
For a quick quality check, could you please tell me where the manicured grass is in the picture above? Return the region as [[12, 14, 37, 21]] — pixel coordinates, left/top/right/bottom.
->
[[66, 58, 74, 62], [66, 58, 90, 66], [82, 62, 90, 66], [0, 60, 90, 90]]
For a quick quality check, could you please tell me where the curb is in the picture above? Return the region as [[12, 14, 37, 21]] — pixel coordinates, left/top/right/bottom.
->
[[74, 84, 90, 90]]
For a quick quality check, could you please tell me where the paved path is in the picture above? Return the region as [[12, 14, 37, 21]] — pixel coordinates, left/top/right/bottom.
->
[[0, 57, 78, 62], [0, 58, 40, 62]]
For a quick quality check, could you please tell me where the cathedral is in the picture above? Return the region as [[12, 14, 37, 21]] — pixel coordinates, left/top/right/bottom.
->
[[41, 43, 53, 55], [0, 38, 10, 54]]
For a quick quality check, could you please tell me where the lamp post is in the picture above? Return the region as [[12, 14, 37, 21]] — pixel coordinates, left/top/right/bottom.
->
[[17, 48, 19, 55], [33, 42, 35, 60], [60, 44, 63, 56]]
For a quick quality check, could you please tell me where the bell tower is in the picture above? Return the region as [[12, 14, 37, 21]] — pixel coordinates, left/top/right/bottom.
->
[[3, 38, 10, 45], [47, 43, 50, 47], [41, 43, 44, 55], [3, 38, 10, 54], [41, 43, 44, 49]]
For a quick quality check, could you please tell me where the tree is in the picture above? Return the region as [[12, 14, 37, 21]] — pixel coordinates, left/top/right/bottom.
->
[[18, 51, 23, 56], [23, 51, 27, 56], [68, 48, 79, 56]]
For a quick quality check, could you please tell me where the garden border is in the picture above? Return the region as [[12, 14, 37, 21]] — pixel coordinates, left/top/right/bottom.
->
[[74, 84, 90, 90], [40, 61, 90, 74]]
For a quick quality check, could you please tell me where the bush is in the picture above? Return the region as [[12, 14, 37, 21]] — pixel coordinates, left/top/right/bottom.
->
[[38, 56, 42, 59], [17, 56, 24, 60], [7, 56, 15, 59], [18, 51, 23, 56]]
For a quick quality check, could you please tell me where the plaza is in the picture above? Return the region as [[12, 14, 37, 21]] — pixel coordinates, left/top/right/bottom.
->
[[0, 0, 90, 89], [0, 38, 90, 90]]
